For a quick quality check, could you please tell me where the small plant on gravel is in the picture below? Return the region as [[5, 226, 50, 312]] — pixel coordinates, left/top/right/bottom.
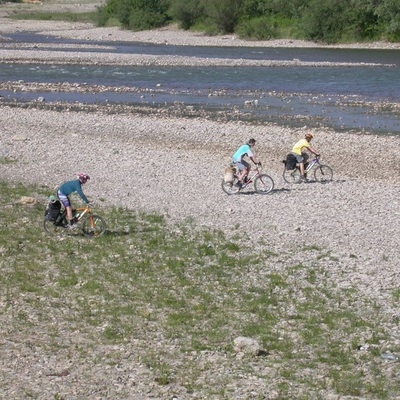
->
[[1, 179, 400, 399], [0, 155, 16, 165]]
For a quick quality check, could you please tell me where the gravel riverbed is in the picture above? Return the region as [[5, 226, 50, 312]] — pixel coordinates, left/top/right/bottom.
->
[[1, 5, 400, 398], [2, 106, 399, 307]]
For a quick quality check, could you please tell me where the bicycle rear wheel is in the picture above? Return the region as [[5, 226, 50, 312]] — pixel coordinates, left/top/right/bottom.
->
[[283, 167, 301, 184], [81, 214, 107, 237], [43, 216, 67, 235], [221, 178, 240, 195], [254, 174, 274, 194], [314, 165, 333, 183]]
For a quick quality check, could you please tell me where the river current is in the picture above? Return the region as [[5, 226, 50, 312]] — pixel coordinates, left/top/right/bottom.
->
[[1, 33, 399, 135]]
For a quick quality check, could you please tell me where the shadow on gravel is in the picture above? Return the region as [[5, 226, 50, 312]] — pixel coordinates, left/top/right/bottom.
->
[[104, 226, 164, 236], [102, 230, 131, 237], [238, 188, 292, 195], [271, 188, 291, 193]]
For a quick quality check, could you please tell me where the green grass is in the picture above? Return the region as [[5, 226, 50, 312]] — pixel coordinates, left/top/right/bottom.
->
[[0, 155, 17, 165], [1, 179, 400, 398], [8, 11, 98, 24]]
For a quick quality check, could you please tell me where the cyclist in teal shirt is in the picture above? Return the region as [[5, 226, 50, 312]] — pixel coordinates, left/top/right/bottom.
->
[[232, 138, 261, 187], [57, 173, 91, 228]]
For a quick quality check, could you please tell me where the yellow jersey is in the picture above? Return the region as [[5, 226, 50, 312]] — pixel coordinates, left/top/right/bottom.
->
[[291, 138, 310, 155]]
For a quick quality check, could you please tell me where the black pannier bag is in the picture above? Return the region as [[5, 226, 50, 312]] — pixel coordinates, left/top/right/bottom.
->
[[45, 196, 61, 222], [285, 153, 297, 170]]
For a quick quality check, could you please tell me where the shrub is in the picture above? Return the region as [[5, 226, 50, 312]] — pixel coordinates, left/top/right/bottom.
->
[[127, 8, 167, 30], [203, 0, 242, 33], [376, 0, 400, 41], [97, 0, 170, 30], [168, 0, 203, 30], [237, 16, 279, 40], [299, 0, 351, 43]]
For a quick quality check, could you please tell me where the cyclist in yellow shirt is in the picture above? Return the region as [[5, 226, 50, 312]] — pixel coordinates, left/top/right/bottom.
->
[[291, 133, 320, 181]]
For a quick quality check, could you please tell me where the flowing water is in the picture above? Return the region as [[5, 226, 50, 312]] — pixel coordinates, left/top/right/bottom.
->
[[1, 33, 399, 135]]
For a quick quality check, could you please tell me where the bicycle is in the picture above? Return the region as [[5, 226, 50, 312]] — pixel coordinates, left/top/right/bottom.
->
[[221, 163, 274, 195], [282, 156, 333, 184], [43, 203, 107, 237]]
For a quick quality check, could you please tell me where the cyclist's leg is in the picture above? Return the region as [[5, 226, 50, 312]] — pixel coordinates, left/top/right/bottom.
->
[[237, 160, 250, 182], [296, 153, 306, 178], [58, 191, 73, 223], [302, 153, 310, 175]]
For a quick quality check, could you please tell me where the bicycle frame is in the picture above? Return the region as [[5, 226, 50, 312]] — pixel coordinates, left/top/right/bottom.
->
[[240, 166, 262, 189], [73, 205, 92, 222], [304, 158, 320, 174], [44, 203, 106, 237], [222, 163, 274, 195], [71, 205, 98, 230], [282, 156, 333, 184], [57, 205, 92, 224]]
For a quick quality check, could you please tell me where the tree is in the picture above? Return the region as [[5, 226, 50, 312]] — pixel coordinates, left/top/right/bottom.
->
[[300, 0, 352, 43], [204, 0, 243, 33], [376, 0, 400, 40], [168, 0, 204, 30], [98, 0, 170, 30]]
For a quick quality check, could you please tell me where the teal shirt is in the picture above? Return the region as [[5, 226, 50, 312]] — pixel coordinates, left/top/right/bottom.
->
[[58, 179, 89, 204], [232, 144, 253, 162]]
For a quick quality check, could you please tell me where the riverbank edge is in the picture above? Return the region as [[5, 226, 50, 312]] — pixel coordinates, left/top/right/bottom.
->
[[1, 0, 400, 50]]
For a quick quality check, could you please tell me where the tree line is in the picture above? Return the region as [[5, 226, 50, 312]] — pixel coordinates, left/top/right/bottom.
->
[[97, 0, 400, 44]]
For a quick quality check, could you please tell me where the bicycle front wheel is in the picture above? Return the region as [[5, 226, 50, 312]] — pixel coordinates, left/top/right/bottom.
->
[[283, 167, 301, 184], [81, 214, 107, 237], [314, 165, 333, 183], [254, 174, 274, 194], [221, 178, 240, 195]]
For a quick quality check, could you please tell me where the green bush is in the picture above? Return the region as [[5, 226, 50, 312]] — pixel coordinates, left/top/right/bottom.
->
[[299, 0, 351, 43], [386, 20, 400, 41], [97, 0, 170, 30], [127, 8, 167, 30], [168, 0, 203, 30], [203, 0, 242, 33], [376, 0, 400, 41], [237, 16, 279, 39], [241, 0, 309, 20], [95, 0, 400, 43], [97, 0, 120, 27]]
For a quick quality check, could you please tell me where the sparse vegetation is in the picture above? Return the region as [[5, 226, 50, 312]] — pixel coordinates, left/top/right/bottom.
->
[[1, 179, 400, 398], [8, 11, 99, 23]]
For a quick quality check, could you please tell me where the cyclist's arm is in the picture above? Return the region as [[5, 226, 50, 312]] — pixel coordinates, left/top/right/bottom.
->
[[76, 186, 90, 204], [250, 156, 258, 164], [309, 146, 320, 156]]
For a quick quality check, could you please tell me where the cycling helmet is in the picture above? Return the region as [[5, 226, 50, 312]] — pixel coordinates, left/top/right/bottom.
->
[[78, 172, 90, 183], [248, 138, 256, 145], [305, 133, 313, 140]]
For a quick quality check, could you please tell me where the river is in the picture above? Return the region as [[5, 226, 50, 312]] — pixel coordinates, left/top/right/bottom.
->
[[1, 32, 399, 135]]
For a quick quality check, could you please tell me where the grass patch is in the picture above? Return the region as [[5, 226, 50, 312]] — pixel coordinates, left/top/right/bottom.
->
[[8, 11, 98, 24], [0, 155, 17, 165], [1, 179, 400, 398]]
